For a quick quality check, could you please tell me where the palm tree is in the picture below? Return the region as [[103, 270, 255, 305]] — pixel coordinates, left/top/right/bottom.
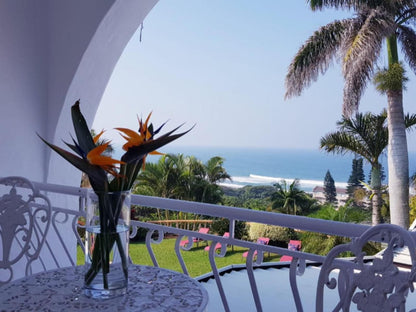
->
[[271, 179, 311, 215], [134, 155, 181, 220], [194, 156, 231, 203], [133, 156, 175, 198], [320, 110, 416, 225], [204, 156, 231, 184], [285, 1, 416, 228], [181, 155, 211, 202], [135, 153, 231, 204]]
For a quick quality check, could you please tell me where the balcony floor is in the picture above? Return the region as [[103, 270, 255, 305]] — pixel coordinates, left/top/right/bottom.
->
[[201, 265, 416, 311]]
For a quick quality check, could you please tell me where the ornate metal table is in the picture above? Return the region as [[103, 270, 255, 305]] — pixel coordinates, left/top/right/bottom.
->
[[0, 265, 208, 312]]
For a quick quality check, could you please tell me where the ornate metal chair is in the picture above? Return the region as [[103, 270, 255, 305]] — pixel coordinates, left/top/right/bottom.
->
[[316, 224, 416, 311], [0, 176, 51, 284]]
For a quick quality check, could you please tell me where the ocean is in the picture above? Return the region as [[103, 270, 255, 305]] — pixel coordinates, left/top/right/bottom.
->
[[115, 145, 416, 193]]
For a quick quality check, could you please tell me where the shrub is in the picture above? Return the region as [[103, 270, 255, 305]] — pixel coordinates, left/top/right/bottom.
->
[[247, 222, 297, 246], [211, 218, 247, 239], [77, 217, 86, 242], [130, 226, 149, 242], [299, 231, 382, 256], [299, 231, 341, 255]]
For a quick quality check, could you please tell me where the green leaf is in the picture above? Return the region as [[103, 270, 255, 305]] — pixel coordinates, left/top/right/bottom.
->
[[38, 134, 107, 190], [71, 101, 96, 154], [64, 141, 82, 156]]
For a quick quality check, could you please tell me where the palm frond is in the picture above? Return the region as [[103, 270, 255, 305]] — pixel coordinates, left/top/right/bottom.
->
[[285, 20, 348, 99], [405, 112, 416, 130], [342, 9, 395, 115], [309, 0, 407, 11], [398, 25, 416, 74], [320, 131, 364, 155], [321, 111, 393, 166]]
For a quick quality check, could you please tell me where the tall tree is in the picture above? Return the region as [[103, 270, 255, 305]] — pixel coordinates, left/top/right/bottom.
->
[[135, 154, 231, 204], [346, 157, 365, 202], [204, 156, 231, 184], [320, 110, 416, 225], [271, 179, 311, 215], [324, 170, 338, 205], [285, 1, 416, 228]]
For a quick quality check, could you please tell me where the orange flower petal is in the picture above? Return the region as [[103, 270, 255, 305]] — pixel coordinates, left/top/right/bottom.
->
[[115, 127, 141, 139], [89, 154, 124, 166], [93, 129, 105, 144], [139, 112, 152, 137], [88, 143, 108, 159], [116, 127, 145, 151], [86, 142, 125, 177], [149, 150, 164, 156]]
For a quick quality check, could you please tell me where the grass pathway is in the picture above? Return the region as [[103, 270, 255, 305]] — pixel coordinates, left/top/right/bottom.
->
[[79, 238, 281, 277]]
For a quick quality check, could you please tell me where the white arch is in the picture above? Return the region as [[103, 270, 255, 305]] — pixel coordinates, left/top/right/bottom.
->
[[47, 0, 159, 185], [0, 1, 159, 184]]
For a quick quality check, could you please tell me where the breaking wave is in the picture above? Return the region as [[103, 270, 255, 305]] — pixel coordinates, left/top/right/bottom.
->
[[219, 174, 348, 192]]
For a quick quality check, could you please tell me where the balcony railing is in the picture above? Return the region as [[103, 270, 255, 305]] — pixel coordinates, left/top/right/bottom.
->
[[3, 178, 416, 311]]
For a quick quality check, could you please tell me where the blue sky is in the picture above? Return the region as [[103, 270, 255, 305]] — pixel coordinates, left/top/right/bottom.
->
[[93, 1, 416, 151]]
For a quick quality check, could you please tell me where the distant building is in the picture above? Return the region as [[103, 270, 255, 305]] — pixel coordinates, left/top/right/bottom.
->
[[312, 186, 348, 206]]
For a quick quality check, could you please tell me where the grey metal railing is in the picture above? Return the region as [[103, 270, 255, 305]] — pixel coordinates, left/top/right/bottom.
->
[[22, 180, 416, 311]]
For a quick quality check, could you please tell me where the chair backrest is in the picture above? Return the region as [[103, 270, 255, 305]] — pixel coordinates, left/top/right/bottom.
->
[[0, 176, 51, 284], [288, 240, 301, 251], [199, 227, 209, 234], [316, 224, 416, 311], [257, 237, 270, 245]]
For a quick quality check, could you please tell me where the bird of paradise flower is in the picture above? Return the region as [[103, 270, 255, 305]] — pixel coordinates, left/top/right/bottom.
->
[[38, 100, 191, 289]]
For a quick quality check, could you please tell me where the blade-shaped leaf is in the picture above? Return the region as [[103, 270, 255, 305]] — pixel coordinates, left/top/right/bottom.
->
[[64, 137, 85, 157], [120, 126, 193, 163], [38, 134, 107, 190], [109, 158, 145, 191], [71, 101, 96, 154]]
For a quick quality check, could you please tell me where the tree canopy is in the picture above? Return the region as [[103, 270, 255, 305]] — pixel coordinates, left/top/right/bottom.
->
[[286, 0, 416, 227], [324, 170, 337, 205]]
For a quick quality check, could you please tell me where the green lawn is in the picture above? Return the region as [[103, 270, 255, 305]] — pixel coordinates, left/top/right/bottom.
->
[[78, 238, 281, 277]]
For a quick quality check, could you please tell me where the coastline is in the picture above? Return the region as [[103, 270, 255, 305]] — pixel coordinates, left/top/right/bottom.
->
[[114, 145, 416, 192], [156, 145, 366, 182], [219, 174, 348, 192]]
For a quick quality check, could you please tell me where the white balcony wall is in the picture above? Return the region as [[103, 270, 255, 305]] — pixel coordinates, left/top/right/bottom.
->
[[0, 0, 158, 186], [0, 0, 159, 270], [0, 1, 48, 181]]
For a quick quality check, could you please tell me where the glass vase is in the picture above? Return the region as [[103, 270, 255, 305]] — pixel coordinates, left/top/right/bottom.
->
[[84, 190, 131, 299]]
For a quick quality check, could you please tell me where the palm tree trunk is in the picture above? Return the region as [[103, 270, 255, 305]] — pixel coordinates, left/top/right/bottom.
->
[[387, 89, 409, 228], [386, 34, 409, 229], [372, 191, 382, 225], [370, 164, 382, 226]]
